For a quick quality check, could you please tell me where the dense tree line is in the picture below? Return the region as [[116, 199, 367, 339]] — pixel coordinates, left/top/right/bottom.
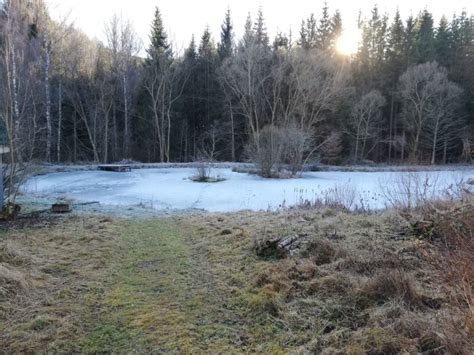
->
[[0, 0, 473, 171]]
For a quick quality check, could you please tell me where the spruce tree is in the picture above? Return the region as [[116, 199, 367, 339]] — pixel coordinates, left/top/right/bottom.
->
[[273, 31, 290, 51], [357, 5, 388, 89], [329, 10, 343, 53], [241, 13, 254, 49], [199, 26, 215, 58], [386, 9, 406, 85], [414, 10, 435, 63], [184, 35, 197, 61], [195, 27, 219, 143], [451, 11, 472, 66], [147, 7, 171, 60], [405, 15, 417, 65], [435, 16, 452, 67], [218, 8, 233, 61], [253, 8, 269, 48], [299, 19, 308, 49], [317, 2, 332, 51], [299, 14, 318, 50]]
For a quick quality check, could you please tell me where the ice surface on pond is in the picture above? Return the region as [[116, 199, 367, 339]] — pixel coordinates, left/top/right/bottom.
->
[[22, 167, 474, 213]]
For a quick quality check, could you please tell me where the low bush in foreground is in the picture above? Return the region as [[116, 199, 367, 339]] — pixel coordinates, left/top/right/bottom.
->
[[248, 196, 473, 353]]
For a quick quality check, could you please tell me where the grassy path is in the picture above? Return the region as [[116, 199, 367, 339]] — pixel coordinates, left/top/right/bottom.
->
[[79, 219, 282, 353], [1, 216, 283, 353]]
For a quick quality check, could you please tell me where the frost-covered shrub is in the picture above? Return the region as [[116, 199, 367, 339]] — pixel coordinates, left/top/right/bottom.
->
[[247, 124, 312, 178], [281, 124, 312, 176], [247, 125, 286, 178]]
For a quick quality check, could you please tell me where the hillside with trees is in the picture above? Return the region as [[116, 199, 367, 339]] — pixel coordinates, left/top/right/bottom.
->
[[1, 0, 473, 168]]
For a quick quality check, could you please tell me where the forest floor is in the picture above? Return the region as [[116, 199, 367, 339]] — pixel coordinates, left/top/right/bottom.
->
[[1, 205, 473, 353]]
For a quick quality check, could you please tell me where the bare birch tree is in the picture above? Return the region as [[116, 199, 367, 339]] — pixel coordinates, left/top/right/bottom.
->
[[105, 15, 141, 159], [399, 62, 464, 163], [349, 90, 386, 161], [0, 0, 40, 203]]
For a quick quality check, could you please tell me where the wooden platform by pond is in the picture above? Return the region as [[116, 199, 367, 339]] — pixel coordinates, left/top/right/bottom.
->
[[98, 165, 132, 172]]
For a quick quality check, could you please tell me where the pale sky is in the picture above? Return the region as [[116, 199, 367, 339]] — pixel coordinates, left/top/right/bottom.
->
[[47, 0, 473, 54]]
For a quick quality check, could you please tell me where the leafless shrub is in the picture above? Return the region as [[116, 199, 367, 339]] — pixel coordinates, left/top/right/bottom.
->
[[281, 124, 313, 176], [381, 172, 439, 211], [319, 131, 344, 165], [294, 184, 358, 211], [192, 152, 212, 182], [381, 171, 470, 211], [246, 125, 286, 178], [191, 131, 224, 182]]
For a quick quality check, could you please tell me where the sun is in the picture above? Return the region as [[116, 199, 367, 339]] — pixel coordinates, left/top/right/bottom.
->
[[336, 29, 361, 56]]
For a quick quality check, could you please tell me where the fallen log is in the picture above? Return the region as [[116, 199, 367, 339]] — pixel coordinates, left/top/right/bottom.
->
[[256, 234, 301, 258]]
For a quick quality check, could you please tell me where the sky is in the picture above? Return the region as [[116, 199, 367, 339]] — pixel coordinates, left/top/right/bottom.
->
[[47, 0, 473, 54]]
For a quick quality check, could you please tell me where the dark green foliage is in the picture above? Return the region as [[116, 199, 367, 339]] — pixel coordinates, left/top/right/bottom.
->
[[218, 8, 233, 61], [435, 16, 452, 67], [147, 7, 171, 60], [414, 10, 436, 63]]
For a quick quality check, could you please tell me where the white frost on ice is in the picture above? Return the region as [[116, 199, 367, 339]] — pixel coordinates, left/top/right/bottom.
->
[[22, 167, 473, 213]]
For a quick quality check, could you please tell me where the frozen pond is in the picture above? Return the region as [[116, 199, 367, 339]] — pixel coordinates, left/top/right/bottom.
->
[[22, 167, 474, 213]]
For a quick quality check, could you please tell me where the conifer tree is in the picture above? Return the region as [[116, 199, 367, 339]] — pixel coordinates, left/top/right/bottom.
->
[[218, 8, 233, 61], [241, 13, 254, 49], [317, 2, 332, 51], [329, 10, 343, 53], [405, 15, 417, 65], [147, 7, 171, 60], [299, 14, 317, 49], [195, 27, 219, 145], [357, 5, 388, 89], [253, 8, 269, 48], [273, 31, 290, 51], [414, 10, 435, 63], [451, 11, 472, 66], [386, 9, 406, 83], [435, 16, 452, 67]]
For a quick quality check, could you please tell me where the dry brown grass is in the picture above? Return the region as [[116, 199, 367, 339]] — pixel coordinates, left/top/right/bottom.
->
[[0, 215, 122, 352], [1, 202, 473, 353], [407, 196, 474, 353], [234, 206, 473, 353], [0, 263, 30, 299], [360, 269, 421, 308]]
